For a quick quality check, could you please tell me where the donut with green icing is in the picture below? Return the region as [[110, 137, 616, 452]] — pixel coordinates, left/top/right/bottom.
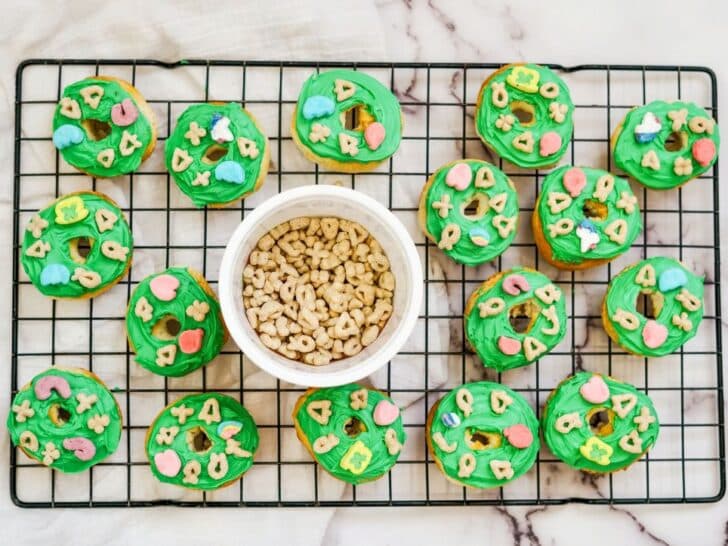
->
[[427, 381, 539, 488], [475, 64, 574, 168], [52, 76, 156, 177], [542, 372, 659, 473], [8, 367, 122, 473], [533, 165, 642, 270], [291, 70, 403, 172], [602, 257, 704, 357], [465, 267, 567, 371], [165, 103, 270, 207], [612, 100, 719, 190], [146, 393, 258, 490], [126, 267, 226, 377], [418, 159, 519, 265], [292, 384, 406, 484], [21, 191, 132, 299]]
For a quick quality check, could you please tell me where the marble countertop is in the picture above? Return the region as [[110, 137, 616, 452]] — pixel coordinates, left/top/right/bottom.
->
[[1, 1, 727, 544]]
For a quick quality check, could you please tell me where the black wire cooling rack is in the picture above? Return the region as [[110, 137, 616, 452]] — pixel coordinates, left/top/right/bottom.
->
[[11, 59, 724, 507]]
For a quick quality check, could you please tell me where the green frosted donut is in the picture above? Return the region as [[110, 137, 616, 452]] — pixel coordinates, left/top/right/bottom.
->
[[126, 267, 226, 377], [21, 191, 132, 299], [475, 64, 574, 168], [146, 393, 259, 490], [52, 76, 156, 177], [465, 268, 567, 371], [165, 103, 269, 207], [533, 165, 642, 269], [292, 70, 402, 171], [418, 159, 519, 266], [427, 382, 539, 488], [612, 100, 719, 190], [292, 384, 406, 485], [602, 257, 704, 357], [8, 367, 122, 473], [543, 372, 659, 473]]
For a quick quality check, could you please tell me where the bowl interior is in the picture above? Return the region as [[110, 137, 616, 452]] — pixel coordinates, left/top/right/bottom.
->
[[222, 187, 421, 386]]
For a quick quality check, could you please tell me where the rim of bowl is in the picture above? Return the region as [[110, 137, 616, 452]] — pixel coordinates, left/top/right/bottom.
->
[[218, 184, 423, 387]]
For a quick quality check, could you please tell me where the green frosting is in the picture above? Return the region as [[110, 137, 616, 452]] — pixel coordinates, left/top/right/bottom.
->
[[428, 381, 539, 488], [8, 368, 122, 473], [475, 64, 573, 168], [165, 103, 269, 207], [465, 268, 567, 371], [21, 191, 132, 299], [293, 69, 402, 166], [421, 159, 519, 266], [146, 393, 259, 490], [613, 100, 720, 190], [603, 257, 704, 357], [535, 165, 642, 266], [126, 267, 225, 377], [543, 372, 659, 473], [52, 77, 154, 177], [293, 384, 406, 485]]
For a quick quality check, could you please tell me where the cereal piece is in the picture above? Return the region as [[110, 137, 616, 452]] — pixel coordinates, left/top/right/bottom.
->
[[361, 325, 380, 346], [343, 337, 362, 356]]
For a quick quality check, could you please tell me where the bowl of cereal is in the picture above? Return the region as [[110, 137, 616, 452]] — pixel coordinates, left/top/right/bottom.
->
[[219, 184, 423, 387]]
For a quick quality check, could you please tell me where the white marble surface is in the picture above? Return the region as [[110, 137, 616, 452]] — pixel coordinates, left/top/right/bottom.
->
[[1, 0, 728, 544]]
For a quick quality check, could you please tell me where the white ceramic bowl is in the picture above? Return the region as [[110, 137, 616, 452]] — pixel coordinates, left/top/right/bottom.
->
[[219, 184, 423, 387]]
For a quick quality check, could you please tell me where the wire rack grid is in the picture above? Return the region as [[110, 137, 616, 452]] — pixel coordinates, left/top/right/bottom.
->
[[11, 59, 724, 507]]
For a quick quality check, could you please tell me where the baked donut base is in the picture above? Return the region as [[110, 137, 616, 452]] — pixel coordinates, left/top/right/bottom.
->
[[290, 108, 404, 174], [14, 366, 124, 472], [143, 394, 252, 490], [474, 63, 567, 170], [291, 387, 393, 485], [610, 112, 703, 190], [34, 191, 133, 301], [541, 373, 654, 475], [194, 102, 271, 209], [69, 75, 158, 179], [530, 195, 613, 271], [125, 267, 229, 375]]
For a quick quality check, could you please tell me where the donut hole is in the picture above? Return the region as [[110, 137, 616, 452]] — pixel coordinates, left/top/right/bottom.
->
[[460, 194, 490, 220], [587, 407, 616, 436], [508, 299, 540, 334], [343, 416, 367, 438], [635, 289, 664, 319], [187, 426, 212, 453], [48, 404, 71, 427], [81, 119, 112, 141], [151, 315, 182, 340], [664, 131, 688, 152], [68, 236, 94, 264], [510, 101, 535, 126], [582, 199, 608, 222], [465, 428, 502, 451], [202, 143, 228, 164], [340, 104, 375, 133]]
